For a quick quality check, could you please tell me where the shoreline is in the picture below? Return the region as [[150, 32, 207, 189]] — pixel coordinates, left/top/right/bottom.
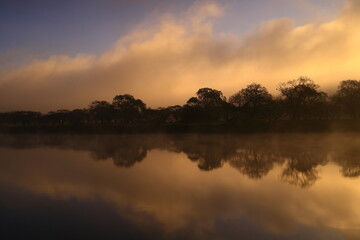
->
[[1, 119, 360, 134]]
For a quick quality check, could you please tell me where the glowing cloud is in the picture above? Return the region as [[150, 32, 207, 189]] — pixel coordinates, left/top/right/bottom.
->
[[1, 0, 360, 111]]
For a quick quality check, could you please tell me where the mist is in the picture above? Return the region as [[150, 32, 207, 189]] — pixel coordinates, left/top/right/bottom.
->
[[1, 0, 360, 112]]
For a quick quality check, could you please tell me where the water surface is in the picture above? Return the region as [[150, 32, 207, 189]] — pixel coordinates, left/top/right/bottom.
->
[[1, 133, 360, 239]]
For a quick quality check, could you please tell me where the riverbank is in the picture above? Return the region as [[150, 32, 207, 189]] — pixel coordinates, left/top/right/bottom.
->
[[1, 119, 360, 134]]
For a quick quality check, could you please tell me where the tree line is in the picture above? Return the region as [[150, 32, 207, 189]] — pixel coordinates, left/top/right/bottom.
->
[[1, 77, 360, 132]]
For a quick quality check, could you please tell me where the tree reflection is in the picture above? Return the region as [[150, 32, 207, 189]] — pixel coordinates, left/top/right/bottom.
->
[[332, 140, 360, 178], [228, 149, 278, 179], [281, 155, 323, 188], [1, 134, 360, 186], [171, 135, 236, 171], [89, 140, 147, 167], [279, 144, 329, 188], [83, 135, 157, 168]]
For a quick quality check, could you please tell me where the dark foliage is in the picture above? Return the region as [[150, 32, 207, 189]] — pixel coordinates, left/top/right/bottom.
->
[[1, 77, 360, 133]]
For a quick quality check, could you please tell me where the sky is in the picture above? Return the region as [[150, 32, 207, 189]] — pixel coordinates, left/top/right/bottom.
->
[[1, 0, 359, 112]]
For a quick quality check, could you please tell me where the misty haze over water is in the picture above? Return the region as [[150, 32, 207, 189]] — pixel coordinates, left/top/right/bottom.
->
[[0, 133, 360, 239]]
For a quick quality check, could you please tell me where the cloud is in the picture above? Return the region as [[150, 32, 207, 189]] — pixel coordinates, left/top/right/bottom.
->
[[1, 0, 360, 112]]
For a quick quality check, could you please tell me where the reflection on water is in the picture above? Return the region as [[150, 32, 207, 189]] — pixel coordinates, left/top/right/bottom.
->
[[0, 134, 360, 239]]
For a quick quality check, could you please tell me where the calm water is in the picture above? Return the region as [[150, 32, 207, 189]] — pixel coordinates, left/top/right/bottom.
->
[[1, 133, 360, 240]]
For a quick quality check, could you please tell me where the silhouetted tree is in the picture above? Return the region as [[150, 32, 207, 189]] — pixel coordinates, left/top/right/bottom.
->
[[112, 94, 146, 124], [88, 101, 115, 123], [44, 110, 73, 124], [183, 88, 228, 123], [0, 111, 41, 125], [4, 77, 360, 133], [196, 88, 226, 107], [332, 80, 360, 119], [158, 105, 183, 123], [278, 77, 328, 120], [68, 109, 88, 124], [229, 83, 273, 119], [186, 97, 201, 107]]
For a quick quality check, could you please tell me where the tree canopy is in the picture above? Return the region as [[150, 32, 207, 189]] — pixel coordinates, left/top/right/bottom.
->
[[2, 77, 360, 132]]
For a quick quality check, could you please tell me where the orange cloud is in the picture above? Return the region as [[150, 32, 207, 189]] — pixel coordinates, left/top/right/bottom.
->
[[1, 0, 360, 112]]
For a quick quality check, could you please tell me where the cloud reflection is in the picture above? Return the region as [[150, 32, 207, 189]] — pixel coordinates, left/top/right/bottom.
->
[[1, 134, 360, 239]]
